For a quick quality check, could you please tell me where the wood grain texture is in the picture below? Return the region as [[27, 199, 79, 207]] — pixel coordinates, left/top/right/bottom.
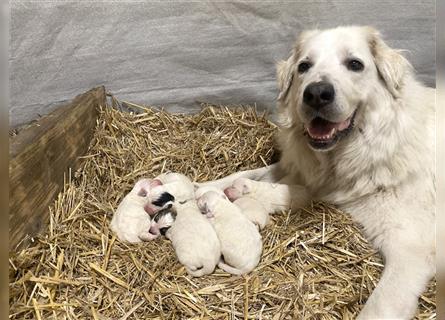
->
[[9, 86, 106, 251]]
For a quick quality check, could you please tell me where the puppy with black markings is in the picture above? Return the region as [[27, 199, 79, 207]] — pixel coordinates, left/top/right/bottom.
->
[[149, 206, 176, 237], [145, 175, 221, 277], [145, 172, 195, 215]]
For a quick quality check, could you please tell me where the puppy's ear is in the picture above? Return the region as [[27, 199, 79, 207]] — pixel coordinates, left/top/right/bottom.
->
[[133, 178, 152, 197], [150, 179, 163, 188], [366, 27, 412, 98]]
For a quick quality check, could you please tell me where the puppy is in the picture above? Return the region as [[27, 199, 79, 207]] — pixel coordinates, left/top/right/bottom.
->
[[145, 172, 195, 214], [225, 178, 300, 214], [110, 178, 161, 243], [165, 199, 221, 277], [149, 206, 176, 237], [197, 191, 262, 275], [197, 186, 269, 229], [233, 197, 269, 230]]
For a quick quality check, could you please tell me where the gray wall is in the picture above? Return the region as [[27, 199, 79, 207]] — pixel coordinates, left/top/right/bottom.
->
[[10, 1, 435, 128]]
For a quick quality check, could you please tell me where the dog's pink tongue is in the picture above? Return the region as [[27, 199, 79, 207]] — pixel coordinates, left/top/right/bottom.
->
[[308, 118, 336, 138], [307, 117, 351, 139], [337, 118, 351, 131]]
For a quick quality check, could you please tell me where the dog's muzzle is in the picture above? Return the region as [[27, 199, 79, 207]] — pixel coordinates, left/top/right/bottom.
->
[[301, 81, 357, 151], [303, 109, 357, 151]]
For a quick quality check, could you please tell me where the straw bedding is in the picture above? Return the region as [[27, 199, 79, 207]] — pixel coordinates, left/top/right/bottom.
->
[[9, 102, 436, 319]]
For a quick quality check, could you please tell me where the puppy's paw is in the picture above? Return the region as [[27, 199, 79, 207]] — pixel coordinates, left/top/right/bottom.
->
[[139, 230, 159, 241]]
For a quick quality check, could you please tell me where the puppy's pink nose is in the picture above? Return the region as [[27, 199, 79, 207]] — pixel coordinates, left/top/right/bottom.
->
[[149, 226, 159, 235]]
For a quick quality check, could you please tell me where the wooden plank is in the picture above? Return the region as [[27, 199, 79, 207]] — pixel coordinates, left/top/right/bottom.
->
[[9, 86, 106, 251]]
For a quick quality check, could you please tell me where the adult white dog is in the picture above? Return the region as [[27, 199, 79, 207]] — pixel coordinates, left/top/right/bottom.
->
[[199, 26, 435, 319]]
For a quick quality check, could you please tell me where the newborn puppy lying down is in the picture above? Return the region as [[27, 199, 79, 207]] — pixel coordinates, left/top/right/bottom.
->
[[146, 173, 221, 277], [110, 178, 161, 243], [225, 177, 308, 213], [197, 191, 262, 275], [163, 201, 221, 277], [197, 185, 270, 230]]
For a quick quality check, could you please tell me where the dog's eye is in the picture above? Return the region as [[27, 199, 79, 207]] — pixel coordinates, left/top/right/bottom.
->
[[346, 59, 364, 72], [297, 61, 312, 74]]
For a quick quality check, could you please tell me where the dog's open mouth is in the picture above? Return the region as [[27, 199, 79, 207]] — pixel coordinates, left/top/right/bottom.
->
[[305, 110, 356, 150]]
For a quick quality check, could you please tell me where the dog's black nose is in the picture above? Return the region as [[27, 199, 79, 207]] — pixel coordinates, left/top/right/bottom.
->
[[303, 81, 335, 110]]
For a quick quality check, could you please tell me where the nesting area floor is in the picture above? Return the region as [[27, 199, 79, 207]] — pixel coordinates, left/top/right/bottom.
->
[[9, 103, 436, 319]]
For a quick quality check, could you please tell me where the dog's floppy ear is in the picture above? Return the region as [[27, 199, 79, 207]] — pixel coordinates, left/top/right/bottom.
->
[[276, 57, 295, 101], [366, 27, 412, 98], [277, 29, 319, 101]]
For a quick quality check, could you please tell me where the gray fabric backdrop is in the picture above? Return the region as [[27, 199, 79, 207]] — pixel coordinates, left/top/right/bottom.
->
[[10, 1, 436, 128]]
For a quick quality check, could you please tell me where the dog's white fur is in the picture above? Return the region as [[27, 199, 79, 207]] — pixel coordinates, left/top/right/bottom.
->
[[166, 200, 221, 277], [200, 26, 435, 319], [197, 191, 262, 275], [110, 179, 158, 243]]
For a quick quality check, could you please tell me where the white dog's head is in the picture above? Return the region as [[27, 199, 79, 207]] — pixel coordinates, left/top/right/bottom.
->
[[277, 26, 412, 151]]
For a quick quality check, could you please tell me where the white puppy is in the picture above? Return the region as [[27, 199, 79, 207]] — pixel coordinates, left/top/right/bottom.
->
[[166, 200, 221, 277], [110, 178, 161, 243], [225, 177, 307, 214], [197, 186, 269, 229], [197, 191, 262, 275]]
